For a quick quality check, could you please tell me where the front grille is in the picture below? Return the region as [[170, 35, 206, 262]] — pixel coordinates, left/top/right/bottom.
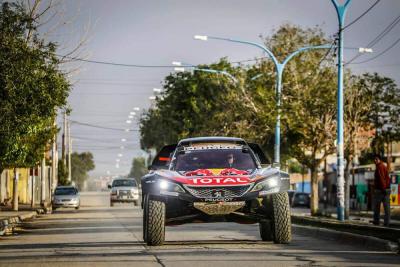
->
[[184, 185, 251, 199], [118, 190, 132, 197]]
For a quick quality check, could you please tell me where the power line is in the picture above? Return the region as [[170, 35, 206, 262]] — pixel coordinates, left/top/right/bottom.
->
[[350, 36, 400, 64], [366, 15, 400, 47], [342, 0, 381, 31], [346, 13, 400, 64], [69, 119, 139, 132], [58, 55, 176, 68]]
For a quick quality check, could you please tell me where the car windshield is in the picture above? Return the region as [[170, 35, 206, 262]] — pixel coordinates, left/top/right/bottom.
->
[[173, 148, 257, 172], [112, 179, 136, 187], [55, 188, 77, 195]]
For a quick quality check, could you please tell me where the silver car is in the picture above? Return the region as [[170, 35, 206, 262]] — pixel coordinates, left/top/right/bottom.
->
[[52, 186, 80, 210], [109, 178, 139, 206]]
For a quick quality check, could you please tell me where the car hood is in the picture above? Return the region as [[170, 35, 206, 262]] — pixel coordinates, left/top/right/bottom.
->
[[153, 167, 282, 186], [112, 186, 138, 191]]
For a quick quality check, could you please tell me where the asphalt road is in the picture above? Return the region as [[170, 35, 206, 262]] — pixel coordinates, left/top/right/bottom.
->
[[0, 192, 398, 267]]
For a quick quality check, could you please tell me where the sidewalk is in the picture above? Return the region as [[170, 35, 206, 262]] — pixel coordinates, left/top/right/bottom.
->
[[0, 204, 47, 236], [291, 206, 400, 252], [292, 206, 400, 228]]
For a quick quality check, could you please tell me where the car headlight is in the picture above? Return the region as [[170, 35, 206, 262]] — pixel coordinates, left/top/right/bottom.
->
[[159, 180, 185, 193], [251, 177, 280, 192], [130, 189, 138, 194]]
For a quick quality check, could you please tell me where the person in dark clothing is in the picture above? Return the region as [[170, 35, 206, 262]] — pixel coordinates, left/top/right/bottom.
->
[[373, 155, 391, 226]]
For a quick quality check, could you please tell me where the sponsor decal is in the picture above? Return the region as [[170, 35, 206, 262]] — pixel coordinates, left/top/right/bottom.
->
[[184, 143, 243, 151], [190, 176, 250, 185]]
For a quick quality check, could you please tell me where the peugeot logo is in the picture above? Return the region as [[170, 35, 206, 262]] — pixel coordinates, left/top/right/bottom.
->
[[212, 190, 225, 198]]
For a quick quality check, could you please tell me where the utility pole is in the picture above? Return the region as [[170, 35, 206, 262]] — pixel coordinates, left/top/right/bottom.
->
[[12, 168, 18, 211], [41, 153, 46, 206], [331, 0, 352, 222], [52, 117, 57, 192], [31, 168, 36, 208], [67, 120, 72, 183], [62, 111, 67, 167]]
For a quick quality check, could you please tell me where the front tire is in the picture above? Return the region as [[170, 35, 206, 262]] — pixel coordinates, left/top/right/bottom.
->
[[110, 200, 114, 207], [259, 220, 273, 241], [144, 198, 165, 246], [271, 192, 292, 244]]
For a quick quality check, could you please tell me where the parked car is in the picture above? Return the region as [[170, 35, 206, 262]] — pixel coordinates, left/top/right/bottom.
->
[[141, 136, 291, 246], [292, 192, 310, 208], [108, 178, 139, 206], [52, 186, 80, 210]]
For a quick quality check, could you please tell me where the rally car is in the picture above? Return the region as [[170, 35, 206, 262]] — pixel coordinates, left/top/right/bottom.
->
[[141, 137, 291, 246]]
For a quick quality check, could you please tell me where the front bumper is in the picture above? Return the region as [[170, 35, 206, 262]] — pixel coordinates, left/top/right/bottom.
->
[[111, 193, 139, 202], [52, 200, 80, 208]]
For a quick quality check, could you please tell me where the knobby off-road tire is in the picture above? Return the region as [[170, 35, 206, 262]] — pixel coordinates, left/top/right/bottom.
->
[[271, 192, 292, 244], [259, 220, 273, 241], [142, 195, 148, 242], [145, 198, 165, 246]]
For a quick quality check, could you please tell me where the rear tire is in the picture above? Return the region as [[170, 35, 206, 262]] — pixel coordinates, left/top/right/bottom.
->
[[271, 192, 292, 244], [144, 198, 165, 246]]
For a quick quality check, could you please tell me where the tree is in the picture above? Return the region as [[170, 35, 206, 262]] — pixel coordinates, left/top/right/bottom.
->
[[70, 152, 95, 189], [363, 73, 400, 162], [128, 157, 147, 185], [140, 57, 278, 159], [57, 159, 69, 186], [258, 24, 337, 215], [343, 75, 374, 219], [0, 2, 70, 173]]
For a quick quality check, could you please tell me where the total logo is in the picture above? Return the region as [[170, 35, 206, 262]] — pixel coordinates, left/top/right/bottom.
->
[[190, 177, 250, 185]]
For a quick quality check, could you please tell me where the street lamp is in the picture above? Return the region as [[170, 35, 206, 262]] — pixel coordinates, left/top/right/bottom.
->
[[173, 61, 238, 83], [195, 34, 331, 166], [331, 0, 351, 222]]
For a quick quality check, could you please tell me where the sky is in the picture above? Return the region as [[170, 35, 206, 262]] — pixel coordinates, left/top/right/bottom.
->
[[41, 0, 400, 177]]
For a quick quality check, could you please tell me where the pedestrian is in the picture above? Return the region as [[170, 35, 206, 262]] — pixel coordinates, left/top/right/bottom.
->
[[373, 154, 391, 226]]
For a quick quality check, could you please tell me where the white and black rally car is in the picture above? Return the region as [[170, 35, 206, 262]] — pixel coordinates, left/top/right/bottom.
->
[[141, 137, 291, 245]]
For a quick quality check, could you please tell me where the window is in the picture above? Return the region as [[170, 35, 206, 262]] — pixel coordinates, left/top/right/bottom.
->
[[55, 187, 77, 195], [173, 149, 257, 172], [112, 179, 137, 187]]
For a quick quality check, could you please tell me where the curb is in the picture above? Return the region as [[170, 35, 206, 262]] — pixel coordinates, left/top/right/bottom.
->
[[0, 208, 46, 236], [293, 224, 399, 253], [292, 214, 400, 243]]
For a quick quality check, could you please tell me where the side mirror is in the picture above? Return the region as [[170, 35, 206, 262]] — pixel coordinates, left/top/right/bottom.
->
[[107, 184, 112, 189]]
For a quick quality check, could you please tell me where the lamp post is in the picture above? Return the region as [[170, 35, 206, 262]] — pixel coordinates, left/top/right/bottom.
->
[[331, 0, 352, 222], [173, 61, 238, 84], [194, 35, 331, 166]]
